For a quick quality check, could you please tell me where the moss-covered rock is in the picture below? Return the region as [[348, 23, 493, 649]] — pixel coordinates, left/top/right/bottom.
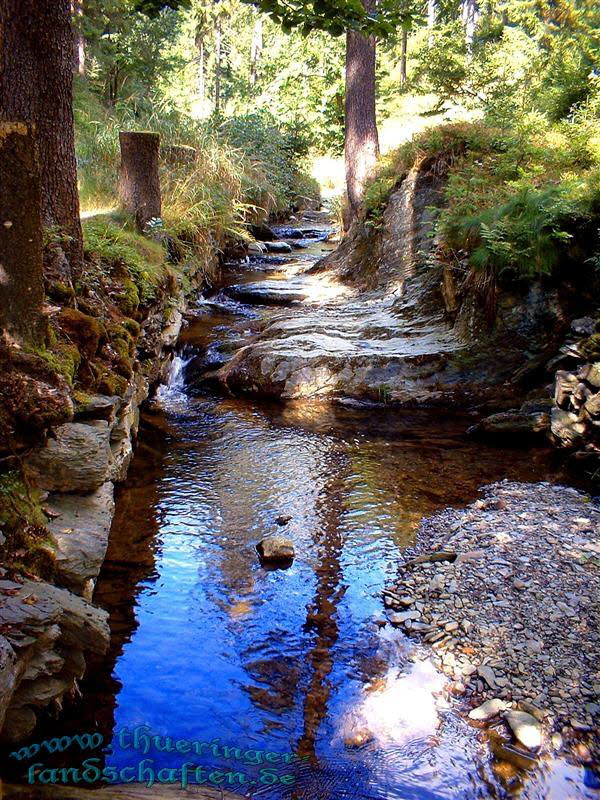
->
[[97, 371, 129, 397], [56, 308, 105, 359]]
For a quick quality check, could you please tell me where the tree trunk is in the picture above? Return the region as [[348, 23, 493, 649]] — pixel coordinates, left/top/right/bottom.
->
[[344, 3, 379, 228], [462, 0, 479, 46], [118, 132, 162, 233], [0, 0, 84, 277], [0, 123, 46, 346], [72, 0, 86, 76], [427, 0, 436, 45], [250, 13, 262, 86], [400, 29, 408, 87], [214, 17, 222, 118], [195, 33, 206, 101]]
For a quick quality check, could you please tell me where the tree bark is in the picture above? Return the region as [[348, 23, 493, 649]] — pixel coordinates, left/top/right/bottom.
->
[[344, 3, 379, 228], [0, 0, 84, 277], [118, 132, 162, 233], [400, 29, 408, 87], [0, 123, 46, 346]]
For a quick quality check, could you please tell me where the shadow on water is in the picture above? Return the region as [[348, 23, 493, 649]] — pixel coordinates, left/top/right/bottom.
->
[[7, 230, 597, 800]]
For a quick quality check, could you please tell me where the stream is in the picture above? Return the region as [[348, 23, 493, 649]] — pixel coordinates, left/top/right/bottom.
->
[[21, 223, 598, 799]]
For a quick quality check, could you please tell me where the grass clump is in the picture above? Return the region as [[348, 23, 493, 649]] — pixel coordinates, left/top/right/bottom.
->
[[83, 216, 169, 305]]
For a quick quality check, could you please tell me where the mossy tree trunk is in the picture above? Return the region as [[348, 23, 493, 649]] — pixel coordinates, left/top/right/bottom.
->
[[0, 123, 46, 346], [344, 0, 379, 228], [118, 132, 162, 233], [0, 0, 84, 277]]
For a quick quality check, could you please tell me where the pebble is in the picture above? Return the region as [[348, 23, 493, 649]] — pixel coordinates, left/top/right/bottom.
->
[[383, 481, 600, 764]]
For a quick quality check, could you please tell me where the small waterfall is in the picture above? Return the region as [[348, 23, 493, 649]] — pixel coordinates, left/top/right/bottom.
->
[[156, 354, 192, 404]]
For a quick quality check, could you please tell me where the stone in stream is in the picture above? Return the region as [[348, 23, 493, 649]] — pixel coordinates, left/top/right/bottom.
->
[[264, 241, 293, 254], [224, 283, 307, 306], [275, 514, 293, 526], [504, 710, 543, 750], [256, 535, 295, 567], [469, 698, 510, 721]]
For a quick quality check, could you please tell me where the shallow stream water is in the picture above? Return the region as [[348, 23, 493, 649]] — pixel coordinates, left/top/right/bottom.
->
[[12, 226, 599, 799]]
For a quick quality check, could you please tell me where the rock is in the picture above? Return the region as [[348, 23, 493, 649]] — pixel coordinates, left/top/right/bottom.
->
[[275, 515, 292, 526], [473, 410, 550, 438], [387, 610, 419, 626], [24, 421, 112, 492], [571, 317, 595, 336], [343, 729, 373, 748], [223, 282, 307, 306], [264, 241, 292, 254], [505, 710, 543, 750], [256, 535, 295, 566], [469, 698, 509, 721], [248, 241, 267, 255], [74, 394, 120, 422], [554, 370, 579, 409], [45, 482, 115, 595], [478, 665, 497, 688], [550, 407, 586, 448], [579, 362, 600, 389], [249, 222, 277, 242]]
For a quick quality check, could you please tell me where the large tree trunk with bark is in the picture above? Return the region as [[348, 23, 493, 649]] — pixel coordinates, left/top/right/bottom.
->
[[0, 123, 46, 346], [344, 3, 379, 228], [0, 0, 84, 277], [118, 132, 162, 232]]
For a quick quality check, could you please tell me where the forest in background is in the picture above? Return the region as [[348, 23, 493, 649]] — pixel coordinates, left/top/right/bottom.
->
[[73, 0, 600, 279]]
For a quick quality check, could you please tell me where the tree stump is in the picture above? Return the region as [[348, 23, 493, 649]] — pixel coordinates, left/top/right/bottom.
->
[[118, 131, 161, 233], [0, 122, 45, 345]]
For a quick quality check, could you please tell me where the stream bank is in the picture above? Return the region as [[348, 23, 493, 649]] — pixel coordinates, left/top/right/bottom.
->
[[385, 481, 600, 782]]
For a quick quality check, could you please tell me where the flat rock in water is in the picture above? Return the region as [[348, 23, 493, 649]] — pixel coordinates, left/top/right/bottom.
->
[[224, 283, 307, 306], [256, 535, 295, 566], [505, 710, 543, 750]]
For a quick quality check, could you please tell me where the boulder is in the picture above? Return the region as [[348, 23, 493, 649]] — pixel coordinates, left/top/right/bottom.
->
[[24, 421, 111, 492], [550, 407, 586, 448], [256, 535, 295, 566], [224, 283, 307, 306], [45, 482, 115, 595], [505, 710, 543, 750]]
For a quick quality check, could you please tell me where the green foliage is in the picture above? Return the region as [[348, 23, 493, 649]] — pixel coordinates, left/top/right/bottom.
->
[[365, 120, 600, 279], [83, 216, 168, 303]]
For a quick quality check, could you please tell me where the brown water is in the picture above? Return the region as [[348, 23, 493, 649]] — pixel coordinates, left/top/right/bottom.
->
[[10, 229, 598, 799]]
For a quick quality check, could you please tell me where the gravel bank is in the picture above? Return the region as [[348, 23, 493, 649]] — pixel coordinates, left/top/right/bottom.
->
[[385, 481, 600, 768]]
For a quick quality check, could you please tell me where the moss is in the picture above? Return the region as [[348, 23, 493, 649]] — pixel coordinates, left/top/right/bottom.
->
[[56, 307, 105, 358], [0, 470, 57, 580], [83, 216, 169, 304], [46, 280, 75, 302], [122, 317, 141, 337], [108, 321, 134, 347], [97, 371, 129, 397], [26, 339, 81, 386], [117, 278, 141, 317], [579, 334, 600, 360]]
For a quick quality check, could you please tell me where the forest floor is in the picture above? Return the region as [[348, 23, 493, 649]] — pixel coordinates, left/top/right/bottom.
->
[[385, 481, 600, 768]]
